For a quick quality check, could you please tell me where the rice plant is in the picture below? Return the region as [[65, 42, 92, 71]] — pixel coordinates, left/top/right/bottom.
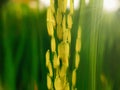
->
[[0, 0, 120, 90], [46, 0, 81, 89]]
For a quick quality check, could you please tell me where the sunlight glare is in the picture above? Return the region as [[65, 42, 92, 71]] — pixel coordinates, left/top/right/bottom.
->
[[40, 0, 50, 7], [40, 0, 80, 9], [103, 0, 119, 12], [67, 0, 80, 9], [85, 0, 89, 5]]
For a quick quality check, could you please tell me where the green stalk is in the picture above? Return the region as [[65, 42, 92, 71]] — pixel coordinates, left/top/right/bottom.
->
[[30, 11, 39, 89], [2, 6, 15, 90], [89, 0, 103, 90], [15, 5, 28, 69]]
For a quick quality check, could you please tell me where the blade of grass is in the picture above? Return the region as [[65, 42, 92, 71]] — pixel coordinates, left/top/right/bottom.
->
[[2, 6, 15, 90]]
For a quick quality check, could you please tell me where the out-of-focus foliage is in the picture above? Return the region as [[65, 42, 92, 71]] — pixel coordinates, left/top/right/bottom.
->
[[0, 2, 50, 90]]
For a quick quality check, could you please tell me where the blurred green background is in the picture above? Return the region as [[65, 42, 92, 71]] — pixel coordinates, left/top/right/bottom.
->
[[0, 0, 120, 90]]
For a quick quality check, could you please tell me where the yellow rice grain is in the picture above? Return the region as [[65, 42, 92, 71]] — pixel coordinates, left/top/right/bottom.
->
[[63, 30, 68, 42], [48, 61, 53, 77], [58, 0, 63, 12], [58, 42, 69, 60], [57, 25, 63, 40], [47, 74, 52, 89], [77, 26, 81, 38], [46, 50, 50, 67], [67, 14, 72, 29], [47, 7, 51, 22], [51, 36, 56, 52], [75, 53, 80, 69], [50, 0, 55, 13], [72, 69, 76, 87], [62, 57, 69, 68], [63, 0, 67, 13], [53, 53, 60, 68], [54, 77, 63, 90], [56, 9, 62, 25], [68, 30, 71, 43], [47, 22, 54, 36], [60, 65, 67, 79], [65, 83, 70, 90], [62, 15, 66, 32], [70, 0, 74, 15], [47, 7, 55, 36], [75, 38, 81, 52], [51, 14, 56, 28]]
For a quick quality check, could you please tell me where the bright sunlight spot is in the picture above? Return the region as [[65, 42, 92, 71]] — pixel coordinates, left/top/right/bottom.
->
[[67, 0, 80, 9], [85, 0, 89, 5], [40, 0, 50, 7], [103, 0, 119, 12], [40, 0, 80, 9]]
